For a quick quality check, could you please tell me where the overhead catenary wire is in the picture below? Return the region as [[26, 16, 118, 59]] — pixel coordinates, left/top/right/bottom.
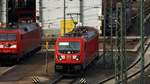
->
[[47, 5, 150, 27]]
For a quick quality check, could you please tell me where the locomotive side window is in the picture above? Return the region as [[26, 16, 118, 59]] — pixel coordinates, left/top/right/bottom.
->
[[0, 34, 16, 41], [58, 42, 80, 54], [0, 34, 7, 41], [7, 34, 16, 40]]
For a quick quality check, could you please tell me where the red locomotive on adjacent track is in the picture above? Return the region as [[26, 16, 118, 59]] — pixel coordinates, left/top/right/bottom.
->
[[55, 26, 99, 73], [0, 0, 41, 64], [0, 22, 42, 63]]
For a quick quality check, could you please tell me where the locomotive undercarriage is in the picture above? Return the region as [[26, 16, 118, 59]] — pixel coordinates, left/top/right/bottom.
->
[[0, 53, 19, 64], [55, 64, 83, 73], [0, 46, 41, 64], [0, 53, 17, 60]]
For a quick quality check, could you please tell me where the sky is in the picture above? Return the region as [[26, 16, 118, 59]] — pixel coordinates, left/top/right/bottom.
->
[[36, 0, 102, 30]]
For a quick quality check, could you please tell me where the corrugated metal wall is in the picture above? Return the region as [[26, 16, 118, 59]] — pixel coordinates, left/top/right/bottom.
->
[[0, 0, 7, 23], [40, 0, 102, 30]]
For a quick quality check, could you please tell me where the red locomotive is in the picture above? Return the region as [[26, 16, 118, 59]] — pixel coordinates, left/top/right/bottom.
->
[[55, 26, 99, 73], [0, 21, 42, 63], [0, 0, 41, 64]]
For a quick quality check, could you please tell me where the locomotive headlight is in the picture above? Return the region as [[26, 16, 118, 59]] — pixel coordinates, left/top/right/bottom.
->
[[76, 56, 80, 61], [72, 55, 80, 61], [58, 56, 62, 61], [4, 44, 17, 48], [0, 45, 4, 48], [10, 44, 17, 48], [58, 55, 65, 61], [61, 55, 65, 59]]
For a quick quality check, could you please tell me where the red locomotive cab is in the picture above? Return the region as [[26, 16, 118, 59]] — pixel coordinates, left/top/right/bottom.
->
[[0, 22, 42, 63], [55, 38, 84, 64], [0, 32, 19, 54], [55, 38, 85, 72]]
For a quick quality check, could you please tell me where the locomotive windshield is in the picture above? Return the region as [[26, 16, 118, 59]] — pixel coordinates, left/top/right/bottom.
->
[[0, 34, 16, 41], [58, 42, 80, 54]]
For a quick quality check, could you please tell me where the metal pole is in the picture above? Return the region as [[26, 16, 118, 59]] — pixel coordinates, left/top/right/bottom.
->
[[6, 0, 8, 23], [103, 0, 106, 66], [39, 0, 43, 27], [0, 0, 2, 22], [115, 2, 125, 83], [45, 44, 48, 73], [64, 0, 66, 35], [44, 37, 49, 74], [120, 4, 124, 83], [140, 0, 145, 83], [110, 0, 114, 67], [80, 0, 83, 26], [115, 4, 119, 84], [122, 0, 127, 83]]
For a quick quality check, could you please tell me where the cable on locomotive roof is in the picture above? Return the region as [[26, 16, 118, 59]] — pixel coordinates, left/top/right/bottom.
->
[[64, 26, 98, 38]]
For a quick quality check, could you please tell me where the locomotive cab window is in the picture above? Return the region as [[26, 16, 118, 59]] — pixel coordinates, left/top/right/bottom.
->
[[0, 34, 16, 41], [58, 42, 80, 54]]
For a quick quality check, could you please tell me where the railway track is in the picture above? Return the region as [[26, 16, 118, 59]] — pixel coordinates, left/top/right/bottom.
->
[[96, 4, 150, 83], [49, 74, 78, 84], [0, 65, 16, 76], [97, 38, 150, 84], [0, 50, 53, 84]]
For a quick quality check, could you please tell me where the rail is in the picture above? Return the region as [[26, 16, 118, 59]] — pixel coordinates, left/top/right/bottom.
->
[[97, 4, 150, 83], [0, 65, 16, 76], [49, 74, 78, 84], [98, 40, 150, 84], [49, 75, 63, 84]]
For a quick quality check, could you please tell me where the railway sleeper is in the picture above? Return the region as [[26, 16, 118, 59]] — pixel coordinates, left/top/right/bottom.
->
[[55, 64, 84, 75]]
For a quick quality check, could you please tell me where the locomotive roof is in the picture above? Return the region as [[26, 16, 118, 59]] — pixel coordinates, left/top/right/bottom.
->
[[0, 25, 17, 30], [0, 23, 39, 32], [64, 26, 99, 40], [18, 23, 38, 32]]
